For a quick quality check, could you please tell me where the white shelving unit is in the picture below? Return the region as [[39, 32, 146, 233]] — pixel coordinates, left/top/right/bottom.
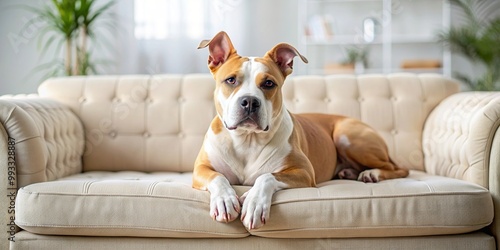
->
[[298, 0, 451, 76]]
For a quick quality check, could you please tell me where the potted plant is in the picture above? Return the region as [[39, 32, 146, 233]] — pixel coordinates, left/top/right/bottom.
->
[[343, 46, 369, 74], [324, 46, 369, 74], [437, 0, 500, 91], [20, 0, 115, 78]]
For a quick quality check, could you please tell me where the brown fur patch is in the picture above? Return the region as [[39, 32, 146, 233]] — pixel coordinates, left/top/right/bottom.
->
[[210, 117, 224, 135], [291, 113, 340, 184], [214, 56, 249, 99], [192, 146, 222, 190], [255, 57, 286, 117]]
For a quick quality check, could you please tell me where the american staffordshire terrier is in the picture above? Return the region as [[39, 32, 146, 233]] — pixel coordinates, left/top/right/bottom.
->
[[193, 31, 409, 230]]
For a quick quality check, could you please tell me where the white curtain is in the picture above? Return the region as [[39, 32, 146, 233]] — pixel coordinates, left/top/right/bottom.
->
[[113, 0, 247, 75]]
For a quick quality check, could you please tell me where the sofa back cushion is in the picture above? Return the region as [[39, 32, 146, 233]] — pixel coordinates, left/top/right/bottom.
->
[[39, 74, 216, 172], [39, 73, 459, 172], [283, 74, 459, 170]]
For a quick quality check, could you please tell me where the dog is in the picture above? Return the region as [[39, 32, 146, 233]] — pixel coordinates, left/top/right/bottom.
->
[[193, 31, 409, 230]]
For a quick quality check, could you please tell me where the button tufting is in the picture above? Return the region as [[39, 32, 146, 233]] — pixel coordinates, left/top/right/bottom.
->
[[324, 98, 331, 103], [358, 97, 364, 102], [143, 132, 151, 138], [178, 132, 185, 138], [391, 129, 398, 135], [392, 97, 398, 102], [109, 131, 117, 138], [178, 97, 185, 103], [79, 97, 87, 103]]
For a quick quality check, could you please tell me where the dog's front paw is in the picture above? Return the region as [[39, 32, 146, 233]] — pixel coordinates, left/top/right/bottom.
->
[[240, 187, 272, 230], [208, 176, 241, 223], [358, 169, 382, 183], [210, 189, 240, 223]]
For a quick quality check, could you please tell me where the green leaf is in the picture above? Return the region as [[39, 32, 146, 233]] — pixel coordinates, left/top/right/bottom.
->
[[17, 0, 116, 78], [438, 1, 500, 90]]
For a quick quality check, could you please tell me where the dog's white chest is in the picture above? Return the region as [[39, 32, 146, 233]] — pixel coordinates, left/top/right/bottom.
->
[[205, 112, 293, 185]]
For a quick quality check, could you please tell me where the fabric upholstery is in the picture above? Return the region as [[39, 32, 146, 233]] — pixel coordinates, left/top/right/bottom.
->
[[10, 231, 496, 250], [283, 74, 459, 171], [4, 73, 498, 249], [15, 171, 493, 238], [488, 124, 500, 245], [0, 96, 86, 250], [38, 75, 216, 172], [38, 73, 459, 173], [16, 172, 248, 238], [423, 92, 500, 188], [0, 96, 85, 187]]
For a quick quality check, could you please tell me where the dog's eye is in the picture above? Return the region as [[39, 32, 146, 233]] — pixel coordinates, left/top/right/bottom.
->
[[262, 80, 276, 89], [224, 77, 237, 85]]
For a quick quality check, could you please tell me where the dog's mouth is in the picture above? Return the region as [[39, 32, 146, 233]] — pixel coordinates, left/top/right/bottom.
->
[[225, 117, 269, 132]]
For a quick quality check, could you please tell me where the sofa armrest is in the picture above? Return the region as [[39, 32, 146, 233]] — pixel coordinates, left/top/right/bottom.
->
[[423, 92, 500, 188], [422, 91, 500, 244], [0, 96, 85, 248], [0, 95, 86, 185]]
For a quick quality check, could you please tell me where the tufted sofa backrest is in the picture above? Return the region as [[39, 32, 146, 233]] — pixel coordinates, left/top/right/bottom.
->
[[39, 73, 459, 173], [283, 74, 459, 171], [39, 74, 216, 172]]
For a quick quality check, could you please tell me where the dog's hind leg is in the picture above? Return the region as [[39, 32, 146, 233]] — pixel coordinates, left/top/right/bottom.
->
[[337, 167, 361, 180], [333, 119, 409, 183], [356, 158, 409, 183]]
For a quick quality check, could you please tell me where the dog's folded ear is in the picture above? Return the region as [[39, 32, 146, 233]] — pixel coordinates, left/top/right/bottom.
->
[[265, 43, 308, 77], [198, 31, 238, 73]]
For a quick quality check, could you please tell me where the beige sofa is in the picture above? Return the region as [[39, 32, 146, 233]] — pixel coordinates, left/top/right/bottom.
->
[[1, 73, 499, 249]]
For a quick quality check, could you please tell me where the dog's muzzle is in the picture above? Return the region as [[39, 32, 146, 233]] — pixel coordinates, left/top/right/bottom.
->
[[225, 95, 269, 132]]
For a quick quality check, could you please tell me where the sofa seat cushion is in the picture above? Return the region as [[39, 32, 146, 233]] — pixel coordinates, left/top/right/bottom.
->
[[15, 171, 493, 238], [15, 172, 250, 238], [255, 171, 493, 238]]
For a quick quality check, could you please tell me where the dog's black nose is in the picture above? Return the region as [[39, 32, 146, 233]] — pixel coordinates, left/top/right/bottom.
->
[[239, 96, 260, 114]]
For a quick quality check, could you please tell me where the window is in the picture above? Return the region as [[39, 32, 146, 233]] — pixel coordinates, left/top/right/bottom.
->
[[134, 0, 214, 40]]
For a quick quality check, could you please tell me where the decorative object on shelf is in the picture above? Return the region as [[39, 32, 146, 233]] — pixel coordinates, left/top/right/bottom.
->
[[324, 46, 370, 74], [306, 15, 335, 41], [20, 0, 115, 78], [324, 63, 354, 74], [343, 46, 369, 74], [437, 0, 500, 91], [362, 17, 380, 43], [401, 60, 442, 69], [300, 0, 449, 75]]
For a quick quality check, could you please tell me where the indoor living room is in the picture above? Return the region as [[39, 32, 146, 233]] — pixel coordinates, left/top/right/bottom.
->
[[1, 0, 499, 249]]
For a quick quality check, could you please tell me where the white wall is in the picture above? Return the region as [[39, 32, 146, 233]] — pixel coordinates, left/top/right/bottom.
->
[[0, 0, 121, 94], [0, 0, 52, 95]]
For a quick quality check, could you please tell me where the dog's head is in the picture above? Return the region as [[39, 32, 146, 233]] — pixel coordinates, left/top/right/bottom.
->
[[198, 31, 308, 134]]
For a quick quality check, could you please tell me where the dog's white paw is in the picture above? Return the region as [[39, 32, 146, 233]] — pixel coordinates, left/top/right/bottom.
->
[[358, 169, 382, 183], [240, 188, 271, 230], [240, 174, 278, 229], [208, 176, 240, 223]]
